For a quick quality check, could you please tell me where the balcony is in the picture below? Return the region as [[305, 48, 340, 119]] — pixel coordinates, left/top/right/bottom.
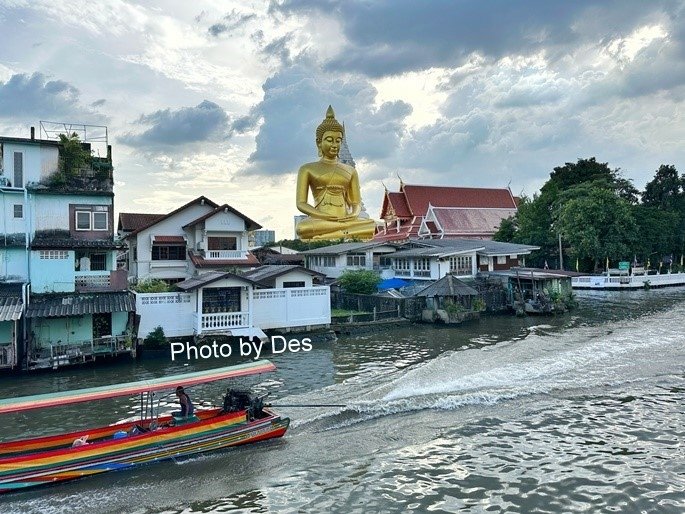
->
[[75, 269, 128, 292], [194, 311, 250, 333], [205, 250, 248, 260]]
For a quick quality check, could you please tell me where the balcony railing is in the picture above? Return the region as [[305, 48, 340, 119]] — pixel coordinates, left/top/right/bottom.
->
[[205, 250, 247, 260], [195, 311, 250, 333], [75, 270, 128, 292]]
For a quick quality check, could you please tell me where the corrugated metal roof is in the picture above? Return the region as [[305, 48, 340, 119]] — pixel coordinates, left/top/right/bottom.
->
[[243, 265, 325, 283], [25, 292, 135, 318], [31, 238, 120, 249], [0, 297, 23, 321], [391, 240, 485, 258], [416, 275, 479, 297], [176, 272, 261, 291], [299, 241, 395, 255]]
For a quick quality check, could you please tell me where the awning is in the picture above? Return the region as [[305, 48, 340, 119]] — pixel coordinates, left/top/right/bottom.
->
[[26, 292, 135, 318], [152, 235, 186, 244], [0, 297, 23, 322]]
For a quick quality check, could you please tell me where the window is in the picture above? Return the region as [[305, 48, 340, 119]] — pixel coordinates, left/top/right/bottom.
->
[[449, 256, 473, 275], [497, 256, 507, 265], [414, 258, 430, 271], [76, 211, 108, 231], [394, 258, 410, 271], [283, 281, 305, 288], [90, 253, 107, 271], [347, 253, 366, 266], [202, 287, 241, 313], [13, 152, 23, 188], [152, 245, 186, 260], [93, 212, 108, 230], [39, 250, 69, 260], [208, 237, 237, 250], [13, 204, 23, 218]]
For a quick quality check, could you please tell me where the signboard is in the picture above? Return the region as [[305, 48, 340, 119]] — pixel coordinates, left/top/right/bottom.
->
[[618, 261, 630, 270]]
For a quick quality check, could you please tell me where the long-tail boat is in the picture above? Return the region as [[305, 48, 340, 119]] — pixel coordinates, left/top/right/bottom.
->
[[0, 359, 289, 493]]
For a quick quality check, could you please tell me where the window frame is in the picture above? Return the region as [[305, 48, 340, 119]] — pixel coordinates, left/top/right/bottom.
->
[[75, 211, 92, 231], [92, 211, 108, 231]]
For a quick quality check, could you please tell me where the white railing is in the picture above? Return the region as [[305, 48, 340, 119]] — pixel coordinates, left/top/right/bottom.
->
[[206, 250, 247, 260], [572, 272, 685, 289], [196, 311, 250, 332]]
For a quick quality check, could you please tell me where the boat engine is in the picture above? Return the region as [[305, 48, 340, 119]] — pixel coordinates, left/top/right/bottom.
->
[[222, 389, 265, 420]]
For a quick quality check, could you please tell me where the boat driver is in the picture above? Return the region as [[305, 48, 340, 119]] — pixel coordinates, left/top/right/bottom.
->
[[174, 386, 194, 418]]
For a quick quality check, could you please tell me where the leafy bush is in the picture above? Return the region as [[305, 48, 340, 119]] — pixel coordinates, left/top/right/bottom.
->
[[338, 269, 381, 295], [143, 326, 166, 348], [130, 279, 172, 293]]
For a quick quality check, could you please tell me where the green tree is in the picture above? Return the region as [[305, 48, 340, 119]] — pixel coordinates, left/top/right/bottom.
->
[[58, 133, 90, 175], [493, 216, 517, 242], [338, 269, 381, 295], [557, 187, 638, 271], [642, 164, 683, 209]]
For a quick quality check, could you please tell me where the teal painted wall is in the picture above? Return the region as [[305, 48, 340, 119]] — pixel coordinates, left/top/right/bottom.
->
[[112, 311, 129, 336], [0, 321, 13, 344], [31, 315, 92, 347], [30, 250, 75, 293]]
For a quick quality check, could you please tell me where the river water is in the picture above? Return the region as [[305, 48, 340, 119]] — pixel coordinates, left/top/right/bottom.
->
[[1, 289, 684, 513]]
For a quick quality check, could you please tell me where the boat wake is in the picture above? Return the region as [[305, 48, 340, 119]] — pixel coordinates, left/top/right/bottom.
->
[[286, 304, 685, 431]]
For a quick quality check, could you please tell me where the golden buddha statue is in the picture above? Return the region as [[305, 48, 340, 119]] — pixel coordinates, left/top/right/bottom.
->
[[295, 106, 376, 240]]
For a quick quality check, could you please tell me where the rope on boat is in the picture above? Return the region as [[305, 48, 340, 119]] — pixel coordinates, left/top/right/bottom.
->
[[268, 403, 347, 408]]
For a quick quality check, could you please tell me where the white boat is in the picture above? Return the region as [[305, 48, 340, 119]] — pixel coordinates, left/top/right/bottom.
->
[[572, 266, 685, 290]]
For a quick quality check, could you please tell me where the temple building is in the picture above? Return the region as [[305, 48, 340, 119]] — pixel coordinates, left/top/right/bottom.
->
[[374, 182, 518, 242]]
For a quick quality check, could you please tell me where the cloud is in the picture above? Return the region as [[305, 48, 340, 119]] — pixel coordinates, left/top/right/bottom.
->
[[0, 72, 97, 119], [272, 0, 679, 77], [236, 63, 412, 176], [207, 10, 257, 37], [118, 100, 231, 150]]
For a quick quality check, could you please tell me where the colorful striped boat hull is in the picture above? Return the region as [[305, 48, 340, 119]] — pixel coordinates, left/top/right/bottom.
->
[[0, 408, 289, 493]]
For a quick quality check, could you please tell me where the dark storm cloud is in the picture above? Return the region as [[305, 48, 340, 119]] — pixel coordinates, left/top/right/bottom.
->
[[118, 100, 231, 149], [0, 72, 90, 118], [239, 64, 411, 176], [271, 0, 681, 77]]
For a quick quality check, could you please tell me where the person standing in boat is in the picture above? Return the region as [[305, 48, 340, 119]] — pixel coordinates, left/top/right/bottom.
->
[[174, 386, 194, 417]]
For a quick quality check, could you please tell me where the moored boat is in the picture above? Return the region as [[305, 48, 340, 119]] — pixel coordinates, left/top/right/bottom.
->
[[0, 359, 289, 493]]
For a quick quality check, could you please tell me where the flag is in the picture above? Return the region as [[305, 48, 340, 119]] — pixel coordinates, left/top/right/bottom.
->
[[575, 258, 579, 272], [543, 260, 549, 270], [606, 257, 609, 271]]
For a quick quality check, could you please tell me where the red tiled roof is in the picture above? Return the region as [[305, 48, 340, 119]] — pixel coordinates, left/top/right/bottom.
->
[[188, 251, 260, 268], [432, 207, 517, 238], [402, 185, 517, 215], [372, 218, 421, 242], [424, 221, 439, 234], [387, 192, 412, 218], [153, 235, 186, 244], [118, 213, 164, 232]]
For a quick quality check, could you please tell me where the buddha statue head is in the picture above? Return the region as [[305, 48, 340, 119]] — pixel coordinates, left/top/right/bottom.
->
[[315, 105, 345, 154]]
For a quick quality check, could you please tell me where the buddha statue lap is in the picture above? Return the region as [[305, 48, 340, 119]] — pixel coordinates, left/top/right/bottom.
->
[[295, 106, 376, 241]]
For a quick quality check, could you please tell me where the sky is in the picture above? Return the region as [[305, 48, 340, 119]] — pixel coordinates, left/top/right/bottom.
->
[[1, 0, 684, 240]]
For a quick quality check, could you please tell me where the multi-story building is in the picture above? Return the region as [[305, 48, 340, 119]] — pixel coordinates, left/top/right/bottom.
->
[[120, 197, 262, 285], [0, 126, 133, 370]]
